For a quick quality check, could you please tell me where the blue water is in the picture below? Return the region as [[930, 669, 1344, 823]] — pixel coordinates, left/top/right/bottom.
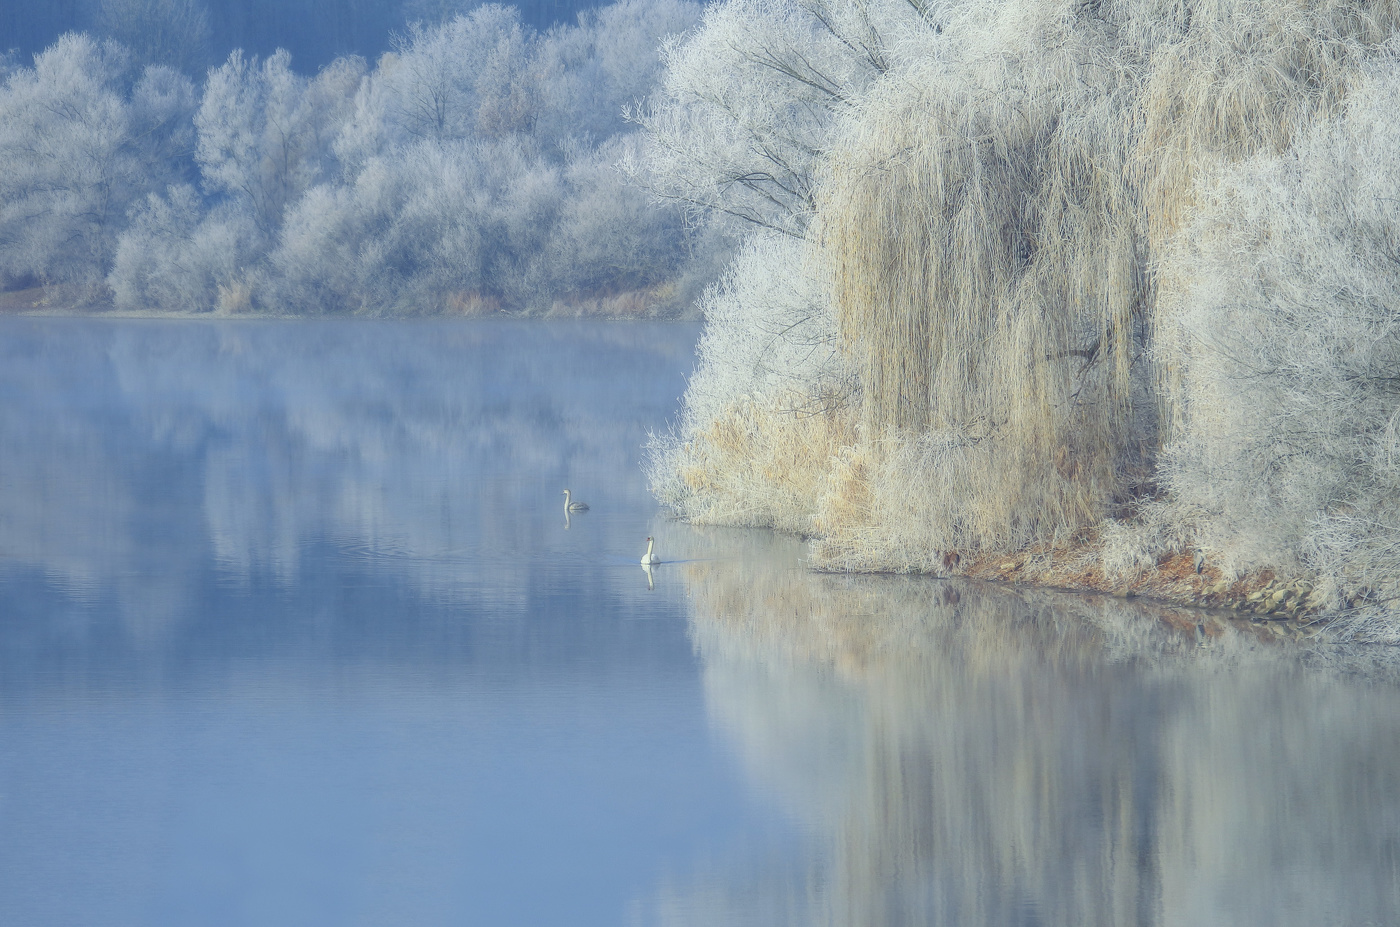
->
[[0, 319, 792, 926], [2, 319, 1398, 927]]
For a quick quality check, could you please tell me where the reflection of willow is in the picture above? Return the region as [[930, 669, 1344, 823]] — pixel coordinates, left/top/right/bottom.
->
[[659, 532, 1400, 927]]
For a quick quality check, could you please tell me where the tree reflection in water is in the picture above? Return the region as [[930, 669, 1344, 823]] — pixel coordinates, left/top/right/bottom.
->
[[649, 526, 1400, 927]]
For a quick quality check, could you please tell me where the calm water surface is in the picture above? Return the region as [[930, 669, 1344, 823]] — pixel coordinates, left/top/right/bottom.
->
[[0, 319, 1397, 927]]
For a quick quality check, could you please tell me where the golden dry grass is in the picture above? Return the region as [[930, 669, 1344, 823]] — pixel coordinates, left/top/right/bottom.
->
[[215, 279, 254, 314], [670, 395, 858, 536]]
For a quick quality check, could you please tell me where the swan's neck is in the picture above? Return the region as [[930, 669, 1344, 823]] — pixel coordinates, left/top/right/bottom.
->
[[645, 538, 654, 557]]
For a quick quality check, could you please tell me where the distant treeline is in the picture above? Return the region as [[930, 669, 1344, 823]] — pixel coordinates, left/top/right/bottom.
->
[[0, 0, 725, 315], [4, 0, 598, 73]]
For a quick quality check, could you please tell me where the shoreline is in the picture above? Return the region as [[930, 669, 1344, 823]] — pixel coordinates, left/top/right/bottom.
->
[[815, 530, 1335, 643], [966, 549, 1325, 641]]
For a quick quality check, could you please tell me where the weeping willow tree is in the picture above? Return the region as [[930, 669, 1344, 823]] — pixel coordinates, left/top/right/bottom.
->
[[814, 5, 1150, 565], [806, 0, 1400, 568]]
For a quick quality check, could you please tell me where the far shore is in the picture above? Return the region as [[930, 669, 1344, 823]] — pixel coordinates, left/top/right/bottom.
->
[[0, 283, 700, 321]]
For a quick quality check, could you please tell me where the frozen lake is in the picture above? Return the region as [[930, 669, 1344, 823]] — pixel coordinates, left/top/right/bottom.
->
[[0, 319, 1397, 926]]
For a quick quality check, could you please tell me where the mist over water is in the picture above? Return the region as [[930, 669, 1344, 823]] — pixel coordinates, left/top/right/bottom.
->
[[0, 319, 792, 926], [0, 320, 1396, 925]]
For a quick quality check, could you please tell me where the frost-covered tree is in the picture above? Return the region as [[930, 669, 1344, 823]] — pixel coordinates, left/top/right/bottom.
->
[[111, 49, 360, 311], [271, 133, 695, 314], [809, 2, 1161, 560], [400, 0, 483, 26], [299, 0, 711, 314], [534, 0, 699, 143], [129, 64, 201, 183], [361, 6, 534, 150], [480, 139, 567, 305], [1155, 44, 1400, 635], [196, 49, 362, 237], [635, 0, 924, 235], [0, 34, 194, 289], [646, 0, 1400, 612], [0, 51, 20, 84], [97, 0, 715, 314]]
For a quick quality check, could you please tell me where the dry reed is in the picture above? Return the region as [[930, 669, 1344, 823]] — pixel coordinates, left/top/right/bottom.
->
[[817, 3, 1150, 555]]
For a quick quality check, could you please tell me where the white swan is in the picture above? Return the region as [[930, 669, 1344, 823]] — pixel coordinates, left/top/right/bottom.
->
[[562, 489, 589, 512], [641, 536, 661, 565]]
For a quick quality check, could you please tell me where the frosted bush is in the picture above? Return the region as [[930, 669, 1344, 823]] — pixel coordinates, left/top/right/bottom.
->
[[646, 232, 852, 531], [545, 135, 688, 302], [266, 176, 396, 314], [1156, 45, 1400, 635], [0, 35, 175, 288], [110, 185, 262, 312], [682, 232, 844, 430], [270, 141, 494, 314]]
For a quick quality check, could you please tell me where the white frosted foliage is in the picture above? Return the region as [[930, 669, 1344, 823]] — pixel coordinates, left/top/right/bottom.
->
[[634, 0, 925, 235], [646, 231, 849, 531], [1157, 46, 1400, 635], [0, 35, 192, 289], [683, 232, 842, 429], [90, 0, 712, 313]]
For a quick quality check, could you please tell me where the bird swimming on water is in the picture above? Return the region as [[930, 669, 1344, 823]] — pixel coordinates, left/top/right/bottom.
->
[[641, 536, 660, 565], [563, 489, 589, 512]]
